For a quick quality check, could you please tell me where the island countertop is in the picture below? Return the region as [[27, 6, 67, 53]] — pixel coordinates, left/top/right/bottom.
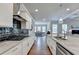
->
[[51, 35, 79, 55], [0, 41, 21, 54], [0, 35, 35, 55]]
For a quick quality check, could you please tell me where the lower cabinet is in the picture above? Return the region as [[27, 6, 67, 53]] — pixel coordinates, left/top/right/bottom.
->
[[22, 38, 29, 55], [22, 37, 35, 55], [47, 36, 56, 55], [3, 37, 35, 55]]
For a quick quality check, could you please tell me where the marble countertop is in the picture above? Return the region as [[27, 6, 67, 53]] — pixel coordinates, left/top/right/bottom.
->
[[0, 36, 34, 55], [52, 35, 79, 55], [0, 41, 20, 54]]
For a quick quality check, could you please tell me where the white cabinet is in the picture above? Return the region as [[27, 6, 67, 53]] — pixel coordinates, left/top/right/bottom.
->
[[3, 43, 22, 55], [22, 37, 35, 55], [22, 38, 29, 55], [47, 36, 56, 55], [29, 37, 34, 48]]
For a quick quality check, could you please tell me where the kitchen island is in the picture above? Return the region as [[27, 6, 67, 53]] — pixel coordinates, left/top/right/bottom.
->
[[0, 35, 35, 55], [47, 35, 79, 55], [54, 35, 79, 55]]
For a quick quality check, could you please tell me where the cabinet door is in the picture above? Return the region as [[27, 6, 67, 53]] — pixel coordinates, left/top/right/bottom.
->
[[3, 43, 22, 55], [22, 39, 29, 55], [22, 37, 35, 55], [47, 37, 52, 52], [27, 37, 34, 51], [50, 39, 56, 55], [47, 37, 56, 55], [47, 37, 51, 48]]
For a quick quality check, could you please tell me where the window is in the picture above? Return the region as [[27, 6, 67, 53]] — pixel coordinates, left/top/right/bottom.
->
[[42, 26, 46, 32], [34, 26, 41, 32], [52, 24, 57, 33], [37, 26, 41, 32], [62, 24, 67, 33]]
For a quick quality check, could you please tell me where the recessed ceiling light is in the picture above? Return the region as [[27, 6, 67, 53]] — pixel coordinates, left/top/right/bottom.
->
[[59, 18, 63, 23], [35, 9, 39, 12], [66, 8, 70, 11], [59, 18, 63, 21]]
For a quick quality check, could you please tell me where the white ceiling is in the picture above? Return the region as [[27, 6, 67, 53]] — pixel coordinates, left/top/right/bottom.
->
[[24, 3, 79, 21]]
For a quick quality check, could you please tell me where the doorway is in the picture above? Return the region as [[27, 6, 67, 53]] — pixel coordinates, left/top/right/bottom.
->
[[34, 25, 47, 37]]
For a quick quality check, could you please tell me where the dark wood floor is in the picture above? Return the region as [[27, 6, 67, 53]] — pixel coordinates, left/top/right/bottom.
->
[[28, 36, 51, 55]]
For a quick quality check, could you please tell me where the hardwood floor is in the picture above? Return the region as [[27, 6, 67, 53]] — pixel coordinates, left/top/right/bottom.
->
[[28, 36, 51, 55]]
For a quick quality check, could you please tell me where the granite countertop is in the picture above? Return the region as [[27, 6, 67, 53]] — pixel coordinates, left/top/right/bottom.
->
[[52, 35, 79, 55], [0, 35, 34, 55]]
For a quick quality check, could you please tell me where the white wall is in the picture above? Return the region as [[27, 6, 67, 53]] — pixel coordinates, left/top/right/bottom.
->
[[0, 3, 13, 27]]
